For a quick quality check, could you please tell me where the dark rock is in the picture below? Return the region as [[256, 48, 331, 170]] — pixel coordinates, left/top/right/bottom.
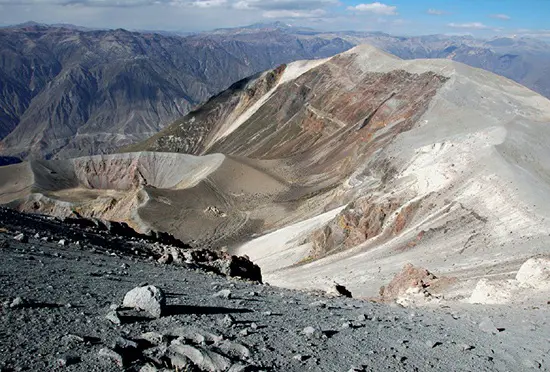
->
[[214, 254, 263, 283], [167, 249, 262, 282], [327, 283, 352, 298]]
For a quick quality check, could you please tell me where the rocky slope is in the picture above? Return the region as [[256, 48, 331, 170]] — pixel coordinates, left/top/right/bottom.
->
[[2, 45, 550, 304], [0, 25, 352, 159], [128, 45, 550, 300], [0, 151, 297, 248], [1, 208, 548, 371]]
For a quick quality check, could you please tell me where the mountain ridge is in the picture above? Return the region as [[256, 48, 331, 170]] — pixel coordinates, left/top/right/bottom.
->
[[0, 26, 353, 159], [120, 44, 550, 298], [3, 45, 550, 300]]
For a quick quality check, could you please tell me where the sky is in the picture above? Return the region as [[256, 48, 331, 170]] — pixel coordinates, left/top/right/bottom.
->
[[0, 0, 549, 38]]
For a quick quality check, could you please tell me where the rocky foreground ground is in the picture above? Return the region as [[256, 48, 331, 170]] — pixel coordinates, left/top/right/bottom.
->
[[0, 209, 548, 371]]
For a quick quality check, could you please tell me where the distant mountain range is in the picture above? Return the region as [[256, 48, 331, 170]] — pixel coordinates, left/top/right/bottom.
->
[[0, 22, 549, 159], [0, 24, 352, 159]]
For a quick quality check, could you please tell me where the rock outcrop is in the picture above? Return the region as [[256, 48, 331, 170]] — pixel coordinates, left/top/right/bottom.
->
[[122, 285, 166, 319]]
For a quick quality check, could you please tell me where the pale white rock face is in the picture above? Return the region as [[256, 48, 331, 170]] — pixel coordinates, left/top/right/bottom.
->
[[469, 278, 518, 305], [234, 206, 345, 274], [516, 257, 550, 289], [122, 285, 166, 318], [469, 256, 550, 305]]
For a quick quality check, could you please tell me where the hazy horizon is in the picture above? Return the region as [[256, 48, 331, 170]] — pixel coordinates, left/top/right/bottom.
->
[[1, 1, 549, 40]]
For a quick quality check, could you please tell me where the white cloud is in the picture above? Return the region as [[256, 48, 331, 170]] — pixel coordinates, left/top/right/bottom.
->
[[233, 0, 337, 11], [448, 22, 490, 30], [0, 0, 163, 6], [233, 0, 251, 9], [490, 14, 511, 20], [427, 8, 445, 16], [347, 2, 397, 15], [188, 0, 226, 8], [263, 9, 326, 18], [0, 0, 341, 13], [0, 0, 231, 7], [511, 28, 550, 39]]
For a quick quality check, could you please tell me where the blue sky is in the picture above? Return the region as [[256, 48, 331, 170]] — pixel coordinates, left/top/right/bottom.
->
[[0, 0, 548, 38]]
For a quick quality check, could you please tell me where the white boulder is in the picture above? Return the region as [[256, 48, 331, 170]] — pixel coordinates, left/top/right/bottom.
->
[[469, 278, 517, 305], [122, 285, 166, 318], [516, 257, 550, 289]]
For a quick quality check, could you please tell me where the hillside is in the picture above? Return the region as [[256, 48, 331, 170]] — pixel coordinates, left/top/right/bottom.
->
[[124, 45, 550, 301], [0, 25, 352, 159], [2, 45, 550, 303]]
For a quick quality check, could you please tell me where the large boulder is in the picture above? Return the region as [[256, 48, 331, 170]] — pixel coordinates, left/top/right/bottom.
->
[[168, 248, 262, 283], [516, 257, 550, 289], [213, 255, 262, 283], [122, 285, 166, 318], [379, 263, 437, 302], [469, 278, 518, 305], [169, 341, 231, 372], [326, 282, 352, 298]]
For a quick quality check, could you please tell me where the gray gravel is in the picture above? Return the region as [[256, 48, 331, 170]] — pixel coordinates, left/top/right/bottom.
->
[[0, 213, 549, 371]]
